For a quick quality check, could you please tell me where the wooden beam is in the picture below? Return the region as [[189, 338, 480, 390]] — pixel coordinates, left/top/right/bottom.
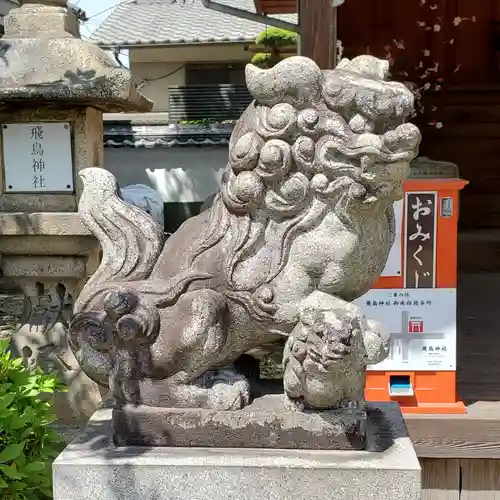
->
[[298, 0, 337, 69], [245, 44, 297, 54], [254, 0, 297, 15], [405, 402, 500, 459]]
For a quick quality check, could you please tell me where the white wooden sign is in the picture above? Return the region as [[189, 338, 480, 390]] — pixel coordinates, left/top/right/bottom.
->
[[353, 288, 457, 371], [380, 199, 403, 277], [2, 122, 73, 193]]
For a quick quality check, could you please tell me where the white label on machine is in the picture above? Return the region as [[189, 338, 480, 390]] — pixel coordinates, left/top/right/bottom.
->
[[353, 288, 456, 371]]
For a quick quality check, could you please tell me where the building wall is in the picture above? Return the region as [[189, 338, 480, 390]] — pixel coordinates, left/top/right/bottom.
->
[[130, 62, 186, 112], [338, 0, 500, 242], [414, 89, 500, 232], [129, 44, 251, 64], [129, 44, 252, 112], [104, 145, 227, 232], [0, 0, 17, 16], [338, 0, 499, 85], [0, 0, 18, 30]]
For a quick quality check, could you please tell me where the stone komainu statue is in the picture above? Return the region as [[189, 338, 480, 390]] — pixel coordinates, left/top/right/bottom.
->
[[69, 55, 421, 411]]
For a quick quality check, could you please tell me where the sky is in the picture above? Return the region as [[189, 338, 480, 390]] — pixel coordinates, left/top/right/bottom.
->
[[77, 0, 129, 65], [78, 0, 122, 39]]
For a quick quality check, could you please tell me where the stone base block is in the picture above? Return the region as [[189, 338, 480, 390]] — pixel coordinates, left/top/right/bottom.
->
[[53, 402, 421, 500], [112, 394, 366, 450]]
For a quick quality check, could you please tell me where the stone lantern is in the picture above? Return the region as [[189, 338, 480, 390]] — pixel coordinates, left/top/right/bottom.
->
[[0, 0, 152, 423]]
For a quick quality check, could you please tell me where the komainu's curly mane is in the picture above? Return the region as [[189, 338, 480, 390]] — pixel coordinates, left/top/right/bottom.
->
[[188, 55, 420, 295]]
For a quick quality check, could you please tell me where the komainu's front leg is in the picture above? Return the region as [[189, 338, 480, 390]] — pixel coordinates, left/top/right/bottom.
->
[[138, 369, 251, 410], [301, 291, 390, 364], [362, 318, 390, 365], [138, 289, 251, 410], [282, 290, 390, 411]]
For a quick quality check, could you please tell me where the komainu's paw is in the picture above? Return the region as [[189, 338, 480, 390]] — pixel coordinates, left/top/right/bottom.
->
[[211, 380, 250, 410], [339, 398, 361, 410], [283, 393, 305, 412], [204, 369, 251, 410]]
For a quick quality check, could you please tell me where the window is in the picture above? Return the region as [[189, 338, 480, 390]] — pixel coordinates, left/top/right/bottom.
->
[[185, 63, 246, 85]]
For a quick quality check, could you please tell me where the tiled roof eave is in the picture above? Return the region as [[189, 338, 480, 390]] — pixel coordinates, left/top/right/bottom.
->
[[103, 121, 234, 148], [104, 136, 231, 148], [97, 39, 255, 48]]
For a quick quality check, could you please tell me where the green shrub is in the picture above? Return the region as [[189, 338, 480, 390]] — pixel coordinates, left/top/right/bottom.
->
[[0, 338, 66, 500], [255, 27, 297, 47], [178, 118, 212, 125], [252, 28, 297, 68], [251, 52, 276, 68]]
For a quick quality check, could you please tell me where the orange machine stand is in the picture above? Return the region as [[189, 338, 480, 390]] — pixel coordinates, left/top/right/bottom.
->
[[365, 177, 468, 414]]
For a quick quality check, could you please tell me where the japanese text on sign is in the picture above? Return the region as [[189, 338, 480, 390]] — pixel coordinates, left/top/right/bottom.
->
[[353, 288, 456, 371], [30, 125, 46, 189], [1, 122, 74, 193], [404, 192, 437, 288]]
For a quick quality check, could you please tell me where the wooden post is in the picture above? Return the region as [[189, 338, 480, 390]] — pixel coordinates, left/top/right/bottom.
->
[[298, 0, 338, 69]]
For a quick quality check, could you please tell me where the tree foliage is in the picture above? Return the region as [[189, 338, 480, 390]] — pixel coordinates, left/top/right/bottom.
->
[[251, 27, 297, 69]]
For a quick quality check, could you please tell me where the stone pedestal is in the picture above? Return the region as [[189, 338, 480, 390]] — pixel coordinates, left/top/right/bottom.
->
[[112, 393, 367, 449], [53, 402, 421, 500], [0, 0, 152, 423], [0, 213, 103, 422]]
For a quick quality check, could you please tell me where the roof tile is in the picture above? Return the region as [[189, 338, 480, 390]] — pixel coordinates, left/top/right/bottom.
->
[[90, 0, 297, 47]]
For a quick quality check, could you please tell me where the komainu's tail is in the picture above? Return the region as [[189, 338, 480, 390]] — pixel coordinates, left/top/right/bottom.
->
[[74, 168, 165, 314]]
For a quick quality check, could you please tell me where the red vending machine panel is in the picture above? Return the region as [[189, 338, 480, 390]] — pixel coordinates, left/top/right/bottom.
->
[[357, 174, 468, 414]]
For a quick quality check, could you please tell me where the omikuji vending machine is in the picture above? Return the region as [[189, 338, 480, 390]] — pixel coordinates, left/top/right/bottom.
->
[[355, 160, 468, 414]]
